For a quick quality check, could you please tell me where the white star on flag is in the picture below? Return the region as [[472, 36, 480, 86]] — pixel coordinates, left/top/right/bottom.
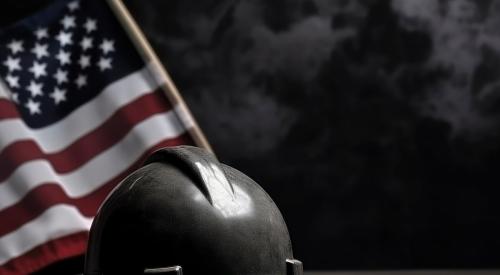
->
[[34, 27, 49, 40], [79, 55, 91, 69], [31, 43, 49, 59], [84, 18, 98, 33], [56, 50, 71, 65], [80, 37, 93, 51], [27, 81, 44, 97], [25, 98, 41, 114], [61, 15, 76, 29], [68, 0, 80, 12], [49, 87, 67, 105], [98, 57, 112, 71], [5, 74, 20, 88], [76, 74, 87, 88], [28, 61, 48, 79], [7, 40, 24, 54], [56, 31, 73, 46], [54, 69, 68, 84], [3, 56, 21, 72], [100, 39, 115, 54]]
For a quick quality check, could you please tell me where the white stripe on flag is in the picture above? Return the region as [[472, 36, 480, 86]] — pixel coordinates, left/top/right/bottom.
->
[[0, 65, 160, 153], [0, 80, 9, 100], [0, 205, 93, 265], [0, 110, 186, 210]]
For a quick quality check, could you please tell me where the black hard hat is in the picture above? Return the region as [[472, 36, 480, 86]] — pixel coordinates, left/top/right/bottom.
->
[[84, 146, 303, 275]]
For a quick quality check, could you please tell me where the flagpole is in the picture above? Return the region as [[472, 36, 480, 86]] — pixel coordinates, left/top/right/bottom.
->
[[106, 0, 214, 154]]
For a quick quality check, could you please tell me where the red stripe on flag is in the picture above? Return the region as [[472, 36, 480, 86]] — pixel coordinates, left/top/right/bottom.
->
[[0, 90, 170, 182], [0, 100, 19, 120], [0, 134, 193, 237], [0, 232, 88, 275]]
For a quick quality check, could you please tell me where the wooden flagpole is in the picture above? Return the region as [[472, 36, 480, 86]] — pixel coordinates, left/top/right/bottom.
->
[[106, 0, 214, 154]]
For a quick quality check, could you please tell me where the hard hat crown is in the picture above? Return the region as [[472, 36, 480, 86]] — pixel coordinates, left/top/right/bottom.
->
[[84, 146, 302, 275]]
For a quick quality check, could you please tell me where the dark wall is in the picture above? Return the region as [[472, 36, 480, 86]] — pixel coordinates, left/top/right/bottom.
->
[[123, 0, 500, 270]]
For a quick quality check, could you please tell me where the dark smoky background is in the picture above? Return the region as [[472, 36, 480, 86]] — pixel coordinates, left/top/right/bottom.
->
[[123, 0, 500, 270]]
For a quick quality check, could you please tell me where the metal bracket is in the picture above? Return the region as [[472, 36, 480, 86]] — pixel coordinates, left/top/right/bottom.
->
[[287, 259, 304, 275], [144, 266, 183, 275]]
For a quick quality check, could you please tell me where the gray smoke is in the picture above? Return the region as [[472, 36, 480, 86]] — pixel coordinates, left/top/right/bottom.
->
[[127, 0, 357, 158], [393, 0, 500, 138]]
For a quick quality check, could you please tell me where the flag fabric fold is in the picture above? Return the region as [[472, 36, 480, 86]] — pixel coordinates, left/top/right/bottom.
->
[[0, 0, 195, 273]]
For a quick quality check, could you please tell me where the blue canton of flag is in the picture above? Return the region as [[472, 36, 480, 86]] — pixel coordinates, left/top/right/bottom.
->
[[0, 0, 195, 274], [0, 0, 143, 128]]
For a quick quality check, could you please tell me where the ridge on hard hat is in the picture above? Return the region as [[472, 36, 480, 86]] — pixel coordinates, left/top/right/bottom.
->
[[84, 145, 303, 275]]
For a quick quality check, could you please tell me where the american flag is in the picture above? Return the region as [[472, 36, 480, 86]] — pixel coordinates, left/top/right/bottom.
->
[[0, 0, 197, 273]]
